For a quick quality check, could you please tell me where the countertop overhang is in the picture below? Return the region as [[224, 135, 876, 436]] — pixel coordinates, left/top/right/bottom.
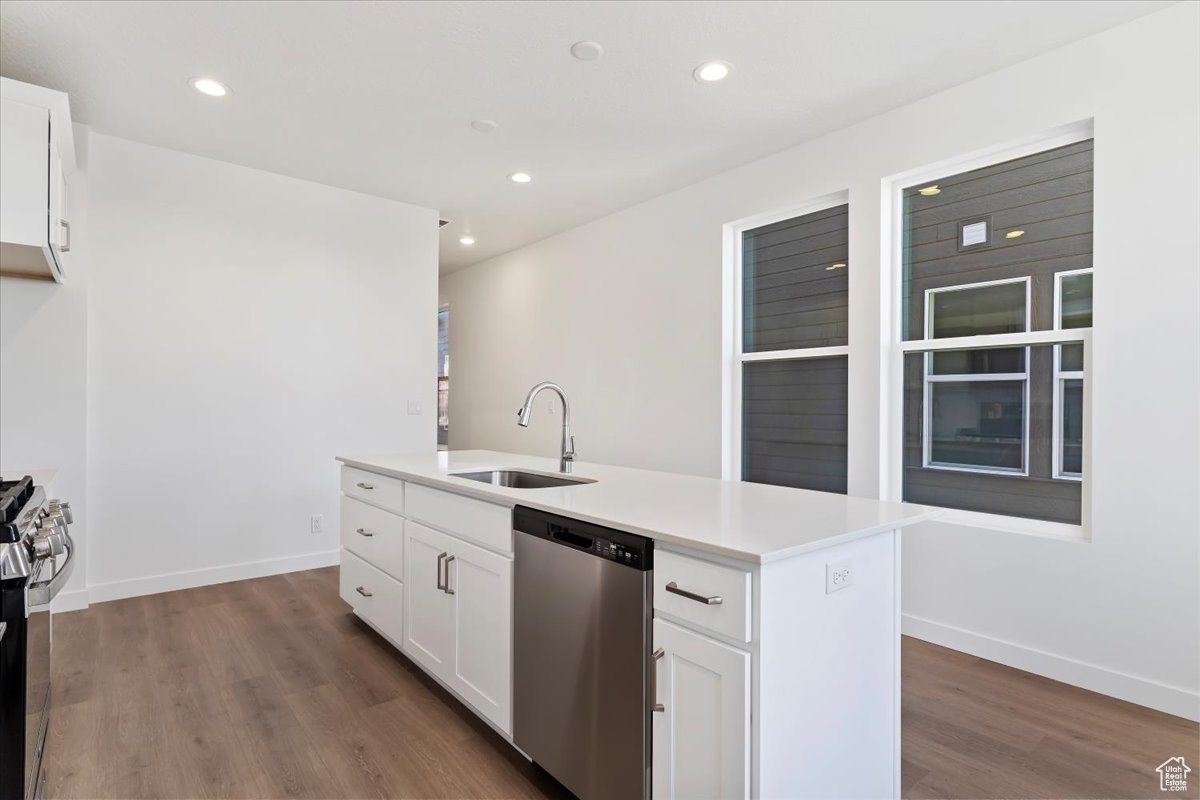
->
[[337, 450, 938, 563]]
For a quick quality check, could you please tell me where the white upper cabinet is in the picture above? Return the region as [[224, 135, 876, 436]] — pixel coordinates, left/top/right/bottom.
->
[[0, 78, 75, 283]]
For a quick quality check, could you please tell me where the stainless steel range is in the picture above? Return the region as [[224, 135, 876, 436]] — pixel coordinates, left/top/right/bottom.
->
[[0, 476, 75, 800]]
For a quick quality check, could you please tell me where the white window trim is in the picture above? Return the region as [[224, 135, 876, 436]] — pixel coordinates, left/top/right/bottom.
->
[[721, 191, 849, 481], [921, 277, 1032, 476], [881, 118, 1095, 541], [1052, 267, 1092, 481]]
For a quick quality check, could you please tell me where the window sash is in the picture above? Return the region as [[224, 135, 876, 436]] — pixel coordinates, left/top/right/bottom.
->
[[1052, 267, 1092, 481]]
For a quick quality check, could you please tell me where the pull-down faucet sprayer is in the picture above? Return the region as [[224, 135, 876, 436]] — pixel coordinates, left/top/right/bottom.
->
[[517, 382, 575, 473]]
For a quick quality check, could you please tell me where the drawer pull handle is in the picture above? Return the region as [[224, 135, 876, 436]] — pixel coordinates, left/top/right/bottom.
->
[[356, 482, 375, 490], [355, 586, 373, 598], [356, 528, 374, 537], [651, 647, 665, 713], [443, 555, 456, 595], [665, 581, 723, 606]]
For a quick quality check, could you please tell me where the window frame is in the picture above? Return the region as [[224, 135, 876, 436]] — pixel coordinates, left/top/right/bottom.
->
[[1052, 268, 1092, 481], [921, 276, 1032, 476], [721, 191, 849, 482], [882, 119, 1095, 541]]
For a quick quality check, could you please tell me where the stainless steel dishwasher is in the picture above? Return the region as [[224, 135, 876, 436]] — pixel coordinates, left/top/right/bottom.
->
[[513, 506, 653, 800]]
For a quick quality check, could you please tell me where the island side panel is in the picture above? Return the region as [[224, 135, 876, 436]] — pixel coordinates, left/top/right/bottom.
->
[[757, 529, 899, 799]]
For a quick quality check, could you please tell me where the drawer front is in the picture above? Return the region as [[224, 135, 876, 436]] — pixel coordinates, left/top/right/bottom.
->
[[341, 496, 404, 581], [654, 550, 752, 643], [340, 549, 404, 646], [341, 466, 404, 514], [404, 483, 512, 553]]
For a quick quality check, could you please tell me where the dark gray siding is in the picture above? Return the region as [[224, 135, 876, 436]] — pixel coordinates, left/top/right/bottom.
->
[[743, 204, 849, 352], [743, 357, 848, 494], [900, 140, 1091, 525]]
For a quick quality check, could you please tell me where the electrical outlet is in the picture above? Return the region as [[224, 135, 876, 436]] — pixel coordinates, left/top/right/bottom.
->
[[826, 558, 854, 594], [407, 400, 422, 415], [546, 400, 557, 415], [310, 515, 323, 535]]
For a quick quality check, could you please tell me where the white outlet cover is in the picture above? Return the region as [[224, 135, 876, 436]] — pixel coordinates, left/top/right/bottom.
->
[[826, 558, 854, 594], [407, 400, 422, 415], [310, 514, 323, 534]]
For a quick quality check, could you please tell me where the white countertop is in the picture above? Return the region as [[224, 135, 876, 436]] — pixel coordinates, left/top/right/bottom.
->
[[337, 450, 937, 563]]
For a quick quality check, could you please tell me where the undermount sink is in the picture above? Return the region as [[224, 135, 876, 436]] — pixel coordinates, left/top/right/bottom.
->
[[450, 469, 596, 489]]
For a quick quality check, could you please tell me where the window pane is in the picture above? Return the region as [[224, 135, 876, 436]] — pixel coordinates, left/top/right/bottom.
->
[[1060, 343, 1084, 372], [742, 357, 847, 493], [1061, 378, 1084, 475], [902, 139, 1094, 340], [1059, 272, 1093, 329], [931, 347, 1025, 375], [903, 348, 1081, 525], [929, 282, 1027, 338], [928, 380, 1024, 471], [743, 204, 848, 352]]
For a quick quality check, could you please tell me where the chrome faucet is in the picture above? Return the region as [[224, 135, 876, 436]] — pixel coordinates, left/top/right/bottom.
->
[[517, 382, 575, 473]]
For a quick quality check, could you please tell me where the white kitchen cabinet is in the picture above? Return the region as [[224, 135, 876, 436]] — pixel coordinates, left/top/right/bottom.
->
[[404, 519, 513, 734], [445, 533, 512, 733], [652, 618, 750, 800], [0, 78, 75, 282], [340, 549, 404, 648], [403, 520, 456, 677]]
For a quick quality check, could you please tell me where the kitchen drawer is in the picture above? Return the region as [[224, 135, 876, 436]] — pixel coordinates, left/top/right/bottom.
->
[[654, 550, 752, 643], [405, 483, 512, 554], [340, 549, 404, 646], [341, 496, 404, 581], [341, 466, 404, 514]]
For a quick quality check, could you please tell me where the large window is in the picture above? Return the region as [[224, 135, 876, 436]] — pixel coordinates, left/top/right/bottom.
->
[[727, 198, 849, 494], [898, 137, 1093, 526]]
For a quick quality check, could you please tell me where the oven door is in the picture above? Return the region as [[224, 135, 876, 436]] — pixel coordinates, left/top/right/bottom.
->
[[25, 560, 51, 800]]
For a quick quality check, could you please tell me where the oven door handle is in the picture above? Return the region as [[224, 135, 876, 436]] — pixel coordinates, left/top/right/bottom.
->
[[28, 531, 76, 607]]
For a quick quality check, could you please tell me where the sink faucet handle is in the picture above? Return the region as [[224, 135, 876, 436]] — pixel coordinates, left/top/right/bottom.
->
[[566, 435, 576, 457]]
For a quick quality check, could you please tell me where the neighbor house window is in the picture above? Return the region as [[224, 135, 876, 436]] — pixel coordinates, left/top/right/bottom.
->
[[727, 197, 849, 494], [899, 137, 1093, 526]]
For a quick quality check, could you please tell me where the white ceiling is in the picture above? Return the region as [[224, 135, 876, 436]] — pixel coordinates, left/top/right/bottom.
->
[[0, 1, 1170, 272]]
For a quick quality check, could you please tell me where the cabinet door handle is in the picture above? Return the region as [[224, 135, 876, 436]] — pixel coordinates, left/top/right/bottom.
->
[[651, 648, 665, 712], [436, 552, 448, 591], [59, 220, 71, 252], [356, 528, 374, 537], [356, 482, 375, 490], [665, 581, 723, 605], [443, 555, 456, 595], [355, 586, 372, 598]]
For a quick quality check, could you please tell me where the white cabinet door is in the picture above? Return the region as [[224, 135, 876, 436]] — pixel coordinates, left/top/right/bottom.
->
[[47, 114, 67, 278], [339, 549, 404, 647], [653, 619, 750, 800], [403, 521, 455, 679], [446, 536, 512, 734]]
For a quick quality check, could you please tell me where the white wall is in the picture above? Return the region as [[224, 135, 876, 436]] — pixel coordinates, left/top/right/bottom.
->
[[442, 4, 1200, 719], [0, 123, 90, 610], [86, 134, 438, 599]]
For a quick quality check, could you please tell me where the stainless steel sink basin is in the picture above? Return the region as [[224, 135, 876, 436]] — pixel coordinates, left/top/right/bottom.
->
[[449, 469, 596, 489]]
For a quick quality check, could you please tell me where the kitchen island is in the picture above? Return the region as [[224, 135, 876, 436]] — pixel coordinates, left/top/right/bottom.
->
[[335, 450, 936, 800]]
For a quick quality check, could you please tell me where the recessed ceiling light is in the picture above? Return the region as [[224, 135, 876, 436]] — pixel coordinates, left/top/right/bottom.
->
[[826, 263, 848, 271], [693, 61, 732, 82], [459, 235, 476, 246], [471, 119, 498, 133], [509, 172, 532, 184], [570, 41, 604, 61], [190, 77, 229, 97], [1005, 229, 1025, 239], [918, 185, 941, 196]]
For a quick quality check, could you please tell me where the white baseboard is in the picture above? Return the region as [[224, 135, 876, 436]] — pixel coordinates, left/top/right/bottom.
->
[[85, 549, 340, 605], [903, 613, 1200, 722], [50, 588, 91, 613]]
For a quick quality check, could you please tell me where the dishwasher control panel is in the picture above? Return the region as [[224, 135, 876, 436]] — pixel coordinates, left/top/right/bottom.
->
[[596, 537, 643, 567]]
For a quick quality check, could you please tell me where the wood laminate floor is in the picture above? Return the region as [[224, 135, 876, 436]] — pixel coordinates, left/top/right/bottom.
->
[[45, 567, 1198, 800]]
